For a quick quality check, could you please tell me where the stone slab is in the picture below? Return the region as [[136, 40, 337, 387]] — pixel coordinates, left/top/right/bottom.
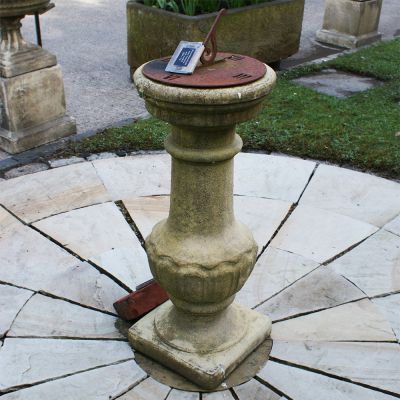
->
[[300, 164, 400, 226], [258, 360, 398, 400], [4, 163, 49, 179], [234, 153, 315, 203], [257, 267, 365, 321], [0, 360, 146, 400], [203, 391, 235, 400], [0, 162, 110, 223], [271, 298, 396, 342], [373, 294, 400, 341], [236, 247, 319, 309], [93, 154, 171, 200], [384, 215, 400, 236], [0, 338, 135, 392], [329, 229, 400, 297], [0, 284, 32, 338], [118, 377, 171, 400], [34, 202, 151, 290], [48, 157, 85, 168], [8, 294, 123, 340], [233, 378, 280, 400], [87, 152, 118, 161], [271, 204, 378, 263], [167, 390, 199, 400], [271, 341, 400, 395]]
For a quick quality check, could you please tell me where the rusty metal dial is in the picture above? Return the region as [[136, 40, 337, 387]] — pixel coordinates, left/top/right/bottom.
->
[[142, 53, 267, 89]]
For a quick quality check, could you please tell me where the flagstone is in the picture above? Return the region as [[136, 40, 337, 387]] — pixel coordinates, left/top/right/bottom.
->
[[300, 164, 400, 227], [271, 299, 396, 342], [8, 294, 123, 339], [92, 154, 171, 200], [118, 377, 171, 400], [257, 267, 365, 321], [203, 390, 235, 400], [0, 162, 110, 223], [0, 338, 134, 391], [234, 153, 315, 203], [271, 205, 378, 263], [34, 202, 151, 290], [236, 247, 319, 309], [0, 360, 146, 400], [384, 214, 400, 236], [373, 294, 400, 341], [271, 341, 400, 395], [167, 389, 199, 400], [258, 361, 398, 400], [233, 379, 280, 400], [0, 285, 32, 338], [329, 229, 400, 297]]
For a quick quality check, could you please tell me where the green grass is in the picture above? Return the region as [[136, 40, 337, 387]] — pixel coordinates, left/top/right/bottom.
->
[[65, 38, 400, 179]]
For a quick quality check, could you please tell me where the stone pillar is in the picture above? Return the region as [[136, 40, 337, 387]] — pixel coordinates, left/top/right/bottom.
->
[[316, 0, 382, 49], [0, 2, 76, 154], [129, 64, 276, 389]]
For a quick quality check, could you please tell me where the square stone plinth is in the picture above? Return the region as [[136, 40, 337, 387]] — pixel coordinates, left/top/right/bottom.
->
[[129, 301, 271, 389]]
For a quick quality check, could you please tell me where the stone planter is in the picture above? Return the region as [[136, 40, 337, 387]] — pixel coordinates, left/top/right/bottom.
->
[[316, 0, 382, 49], [127, 0, 305, 75]]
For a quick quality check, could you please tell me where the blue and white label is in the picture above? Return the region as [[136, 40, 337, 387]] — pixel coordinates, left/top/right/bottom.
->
[[166, 41, 204, 75]]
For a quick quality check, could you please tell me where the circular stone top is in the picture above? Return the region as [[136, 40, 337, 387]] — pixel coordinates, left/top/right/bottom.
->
[[0, 0, 50, 16]]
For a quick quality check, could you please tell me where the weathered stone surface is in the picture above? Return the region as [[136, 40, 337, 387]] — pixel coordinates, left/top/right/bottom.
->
[[4, 163, 49, 179], [0, 338, 134, 391], [385, 215, 400, 236], [236, 247, 319, 309], [34, 202, 151, 290], [166, 389, 199, 400], [329, 229, 400, 297], [118, 377, 171, 400], [271, 341, 400, 394], [93, 154, 171, 200], [0, 162, 110, 223], [271, 205, 378, 263], [271, 299, 396, 342], [48, 157, 85, 168], [8, 294, 123, 339], [258, 361, 397, 400], [234, 153, 315, 203], [0, 360, 146, 400], [257, 267, 365, 321], [233, 379, 280, 400], [300, 164, 400, 226], [373, 294, 400, 341], [203, 390, 235, 400], [0, 284, 32, 338], [87, 152, 118, 161], [0, 150, 9, 161]]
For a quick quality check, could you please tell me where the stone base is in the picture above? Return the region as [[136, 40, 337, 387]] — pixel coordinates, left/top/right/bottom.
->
[[0, 115, 76, 154], [316, 29, 382, 49], [129, 301, 271, 390]]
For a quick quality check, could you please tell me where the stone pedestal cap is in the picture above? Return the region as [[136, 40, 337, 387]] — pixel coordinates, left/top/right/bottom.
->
[[0, 0, 51, 16]]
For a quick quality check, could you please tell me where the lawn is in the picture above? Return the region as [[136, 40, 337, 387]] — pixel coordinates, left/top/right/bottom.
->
[[64, 38, 400, 179]]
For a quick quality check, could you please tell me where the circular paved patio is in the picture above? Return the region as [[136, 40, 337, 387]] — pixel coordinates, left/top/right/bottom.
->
[[0, 152, 399, 399]]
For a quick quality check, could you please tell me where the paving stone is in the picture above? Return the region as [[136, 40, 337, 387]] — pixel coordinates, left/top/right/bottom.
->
[[257, 267, 365, 321], [166, 389, 199, 400], [236, 247, 319, 309], [300, 164, 400, 226], [258, 360, 398, 400], [0, 338, 135, 391], [34, 202, 151, 290], [86, 152, 118, 161], [292, 69, 384, 98], [271, 205, 378, 263], [48, 156, 85, 168], [329, 229, 400, 297], [0, 360, 146, 400], [384, 214, 400, 236], [271, 341, 400, 395], [202, 390, 235, 400], [0, 162, 110, 223], [234, 153, 315, 203], [0, 285, 32, 338], [233, 379, 280, 400], [373, 294, 400, 341], [271, 298, 396, 342], [0, 207, 127, 313], [92, 154, 171, 200], [118, 377, 171, 400], [4, 163, 49, 179], [8, 294, 123, 339]]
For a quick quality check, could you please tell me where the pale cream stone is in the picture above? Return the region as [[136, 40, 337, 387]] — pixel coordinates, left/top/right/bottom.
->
[[236, 247, 319, 309], [271, 298, 396, 342], [0, 162, 110, 223], [234, 153, 315, 202], [167, 389, 199, 400], [8, 294, 123, 339], [233, 379, 280, 400], [203, 390, 235, 400], [271, 341, 400, 394], [384, 215, 400, 236], [271, 204, 378, 263], [0, 360, 146, 400], [373, 294, 400, 341], [300, 164, 400, 226], [118, 377, 171, 400]]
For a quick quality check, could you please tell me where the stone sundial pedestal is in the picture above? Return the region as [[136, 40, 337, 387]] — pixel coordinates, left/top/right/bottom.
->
[[129, 54, 276, 389], [0, 0, 76, 154]]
